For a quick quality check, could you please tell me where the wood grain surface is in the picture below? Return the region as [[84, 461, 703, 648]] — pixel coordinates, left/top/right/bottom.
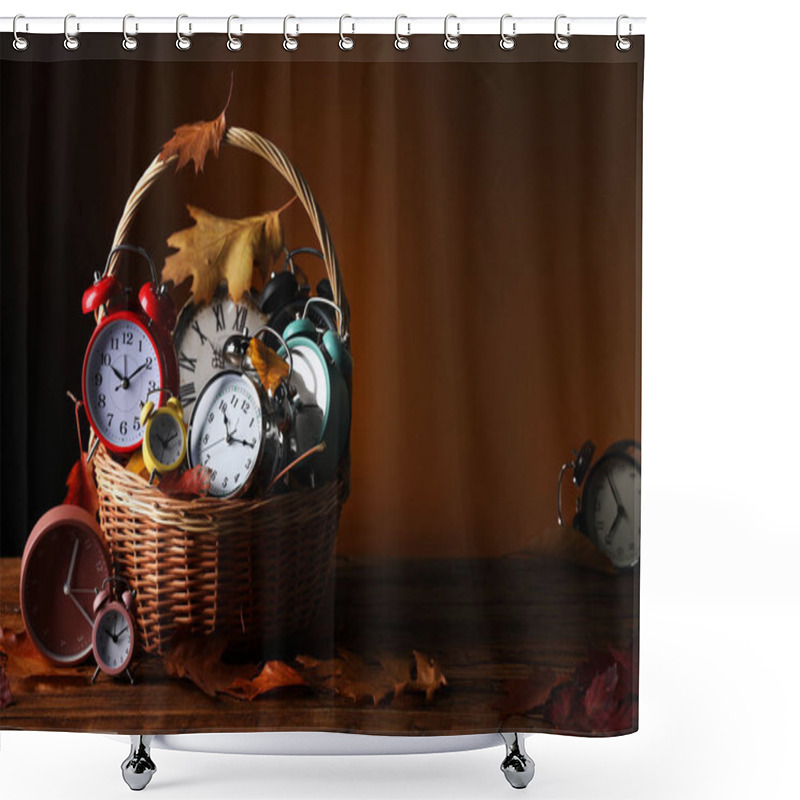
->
[[0, 555, 637, 735]]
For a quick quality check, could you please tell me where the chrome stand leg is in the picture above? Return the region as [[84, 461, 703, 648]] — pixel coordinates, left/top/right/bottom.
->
[[121, 735, 156, 791], [500, 733, 535, 789]]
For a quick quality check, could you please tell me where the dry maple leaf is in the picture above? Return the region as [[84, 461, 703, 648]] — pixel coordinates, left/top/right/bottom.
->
[[159, 76, 233, 174], [224, 660, 306, 701], [248, 339, 290, 397], [163, 203, 291, 305]]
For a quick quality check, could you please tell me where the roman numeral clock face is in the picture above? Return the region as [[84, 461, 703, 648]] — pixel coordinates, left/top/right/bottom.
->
[[173, 293, 268, 413]]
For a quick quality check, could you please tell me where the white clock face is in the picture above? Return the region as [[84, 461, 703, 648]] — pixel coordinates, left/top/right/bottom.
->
[[188, 372, 264, 498], [95, 608, 132, 671], [287, 342, 328, 455], [84, 315, 162, 451], [584, 456, 641, 568], [147, 412, 185, 467], [173, 293, 268, 414]]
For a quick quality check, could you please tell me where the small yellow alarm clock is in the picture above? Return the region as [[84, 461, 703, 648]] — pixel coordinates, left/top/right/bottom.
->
[[139, 389, 187, 483]]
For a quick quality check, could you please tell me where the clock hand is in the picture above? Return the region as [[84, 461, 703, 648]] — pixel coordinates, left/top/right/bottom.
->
[[230, 436, 255, 448], [105, 626, 118, 643], [604, 512, 622, 547], [111, 365, 125, 382], [607, 472, 624, 512], [127, 362, 148, 382], [65, 538, 79, 591], [201, 435, 227, 453], [67, 591, 95, 628]]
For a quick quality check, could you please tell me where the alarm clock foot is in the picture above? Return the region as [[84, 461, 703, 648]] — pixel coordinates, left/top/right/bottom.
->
[[500, 733, 535, 789], [121, 735, 156, 791]]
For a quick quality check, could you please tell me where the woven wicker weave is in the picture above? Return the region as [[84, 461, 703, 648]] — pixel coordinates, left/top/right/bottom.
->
[[92, 127, 349, 656]]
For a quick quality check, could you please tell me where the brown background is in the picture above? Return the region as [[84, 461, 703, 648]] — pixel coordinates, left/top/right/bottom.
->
[[1, 35, 642, 558]]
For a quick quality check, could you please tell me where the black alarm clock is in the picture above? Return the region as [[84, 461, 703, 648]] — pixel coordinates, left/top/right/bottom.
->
[[557, 440, 641, 569], [259, 248, 338, 337]]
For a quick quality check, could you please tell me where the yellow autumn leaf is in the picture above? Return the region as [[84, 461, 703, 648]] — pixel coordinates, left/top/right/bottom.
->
[[248, 338, 290, 396], [163, 202, 291, 305]]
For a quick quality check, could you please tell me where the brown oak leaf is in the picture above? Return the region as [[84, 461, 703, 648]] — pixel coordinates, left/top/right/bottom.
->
[[297, 650, 448, 706], [163, 203, 290, 305], [224, 661, 306, 701], [159, 78, 233, 174], [248, 339, 290, 397], [162, 629, 255, 698]]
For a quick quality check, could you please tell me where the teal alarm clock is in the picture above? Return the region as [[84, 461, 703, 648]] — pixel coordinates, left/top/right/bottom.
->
[[280, 298, 351, 484]]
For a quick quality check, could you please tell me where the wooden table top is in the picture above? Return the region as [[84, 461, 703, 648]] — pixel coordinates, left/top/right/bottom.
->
[[0, 555, 637, 735]]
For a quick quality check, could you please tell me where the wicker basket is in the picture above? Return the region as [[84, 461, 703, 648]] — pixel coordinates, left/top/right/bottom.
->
[[92, 127, 350, 656]]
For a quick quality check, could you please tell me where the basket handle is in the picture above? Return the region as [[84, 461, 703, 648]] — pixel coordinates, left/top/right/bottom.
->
[[106, 126, 349, 339]]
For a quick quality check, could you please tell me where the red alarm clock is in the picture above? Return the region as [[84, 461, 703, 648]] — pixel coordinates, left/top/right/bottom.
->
[[20, 505, 112, 666], [81, 244, 178, 454], [91, 575, 137, 684]]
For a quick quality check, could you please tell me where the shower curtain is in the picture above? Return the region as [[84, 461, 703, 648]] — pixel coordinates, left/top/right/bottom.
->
[[0, 29, 643, 738]]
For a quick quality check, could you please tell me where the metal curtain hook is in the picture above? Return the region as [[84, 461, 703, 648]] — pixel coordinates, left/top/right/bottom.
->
[[444, 14, 460, 51], [339, 14, 355, 50], [176, 14, 192, 50], [13, 15, 29, 51], [283, 15, 299, 51], [122, 15, 138, 51], [616, 14, 632, 51], [64, 14, 80, 51], [394, 15, 410, 50], [500, 14, 516, 50], [554, 14, 570, 51], [227, 15, 242, 51]]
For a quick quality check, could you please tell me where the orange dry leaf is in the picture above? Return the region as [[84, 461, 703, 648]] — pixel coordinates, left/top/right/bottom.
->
[[163, 203, 290, 304], [63, 392, 98, 515], [64, 454, 98, 516], [248, 339, 290, 396], [407, 650, 448, 703], [0, 626, 53, 680], [125, 449, 148, 478], [159, 465, 211, 497], [224, 661, 306, 701], [159, 78, 232, 174]]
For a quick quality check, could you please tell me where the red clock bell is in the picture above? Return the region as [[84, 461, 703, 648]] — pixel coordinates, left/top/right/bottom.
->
[[20, 505, 112, 666], [81, 244, 178, 454]]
